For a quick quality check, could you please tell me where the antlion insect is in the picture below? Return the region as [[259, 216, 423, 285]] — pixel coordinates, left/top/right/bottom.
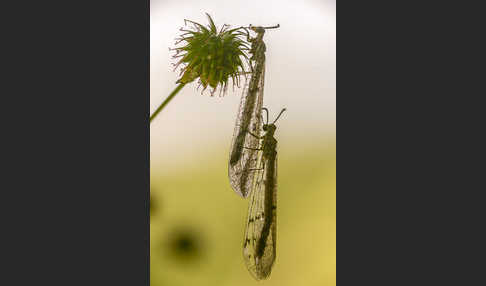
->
[[243, 107, 286, 280], [228, 24, 280, 198]]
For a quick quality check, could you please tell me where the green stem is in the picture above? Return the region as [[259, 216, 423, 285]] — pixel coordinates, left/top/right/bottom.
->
[[150, 83, 187, 124]]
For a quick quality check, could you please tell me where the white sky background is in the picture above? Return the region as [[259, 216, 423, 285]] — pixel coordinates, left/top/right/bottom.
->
[[151, 0, 336, 168]]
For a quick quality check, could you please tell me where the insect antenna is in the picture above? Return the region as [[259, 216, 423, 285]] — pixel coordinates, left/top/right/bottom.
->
[[272, 108, 287, 124], [247, 24, 280, 30], [262, 107, 269, 125], [262, 24, 280, 29]]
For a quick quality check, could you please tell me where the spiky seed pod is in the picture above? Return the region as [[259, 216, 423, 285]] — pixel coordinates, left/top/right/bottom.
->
[[171, 13, 250, 96]]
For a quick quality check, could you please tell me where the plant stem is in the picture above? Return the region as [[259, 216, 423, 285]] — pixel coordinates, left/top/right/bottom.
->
[[150, 83, 186, 124]]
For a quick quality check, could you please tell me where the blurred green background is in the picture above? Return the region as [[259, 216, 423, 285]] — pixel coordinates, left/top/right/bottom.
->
[[151, 0, 335, 284], [151, 140, 335, 285]]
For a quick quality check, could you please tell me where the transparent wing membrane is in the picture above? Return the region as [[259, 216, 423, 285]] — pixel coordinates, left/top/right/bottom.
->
[[243, 145, 277, 280], [228, 48, 266, 198]]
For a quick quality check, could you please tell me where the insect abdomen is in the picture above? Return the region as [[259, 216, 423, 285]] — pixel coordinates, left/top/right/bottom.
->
[[256, 151, 276, 258]]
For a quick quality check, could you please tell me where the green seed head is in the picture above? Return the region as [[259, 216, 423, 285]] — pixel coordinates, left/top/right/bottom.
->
[[171, 13, 250, 96]]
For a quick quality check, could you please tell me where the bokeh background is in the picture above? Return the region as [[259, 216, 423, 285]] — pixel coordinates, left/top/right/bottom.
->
[[150, 0, 335, 285]]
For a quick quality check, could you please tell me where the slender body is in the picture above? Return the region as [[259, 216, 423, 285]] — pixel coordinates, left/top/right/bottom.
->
[[243, 108, 285, 280], [228, 24, 279, 198]]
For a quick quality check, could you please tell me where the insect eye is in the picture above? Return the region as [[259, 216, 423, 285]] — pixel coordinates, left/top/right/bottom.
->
[[263, 125, 268, 131]]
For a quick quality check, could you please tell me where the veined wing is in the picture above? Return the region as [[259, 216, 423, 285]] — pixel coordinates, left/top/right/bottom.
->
[[243, 142, 277, 280], [228, 63, 265, 198]]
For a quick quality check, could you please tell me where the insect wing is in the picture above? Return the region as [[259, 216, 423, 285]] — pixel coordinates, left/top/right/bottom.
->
[[243, 143, 277, 280], [228, 64, 265, 197]]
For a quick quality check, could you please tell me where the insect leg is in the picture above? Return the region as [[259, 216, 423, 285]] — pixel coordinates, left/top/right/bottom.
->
[[244, 129, 263, 139]]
